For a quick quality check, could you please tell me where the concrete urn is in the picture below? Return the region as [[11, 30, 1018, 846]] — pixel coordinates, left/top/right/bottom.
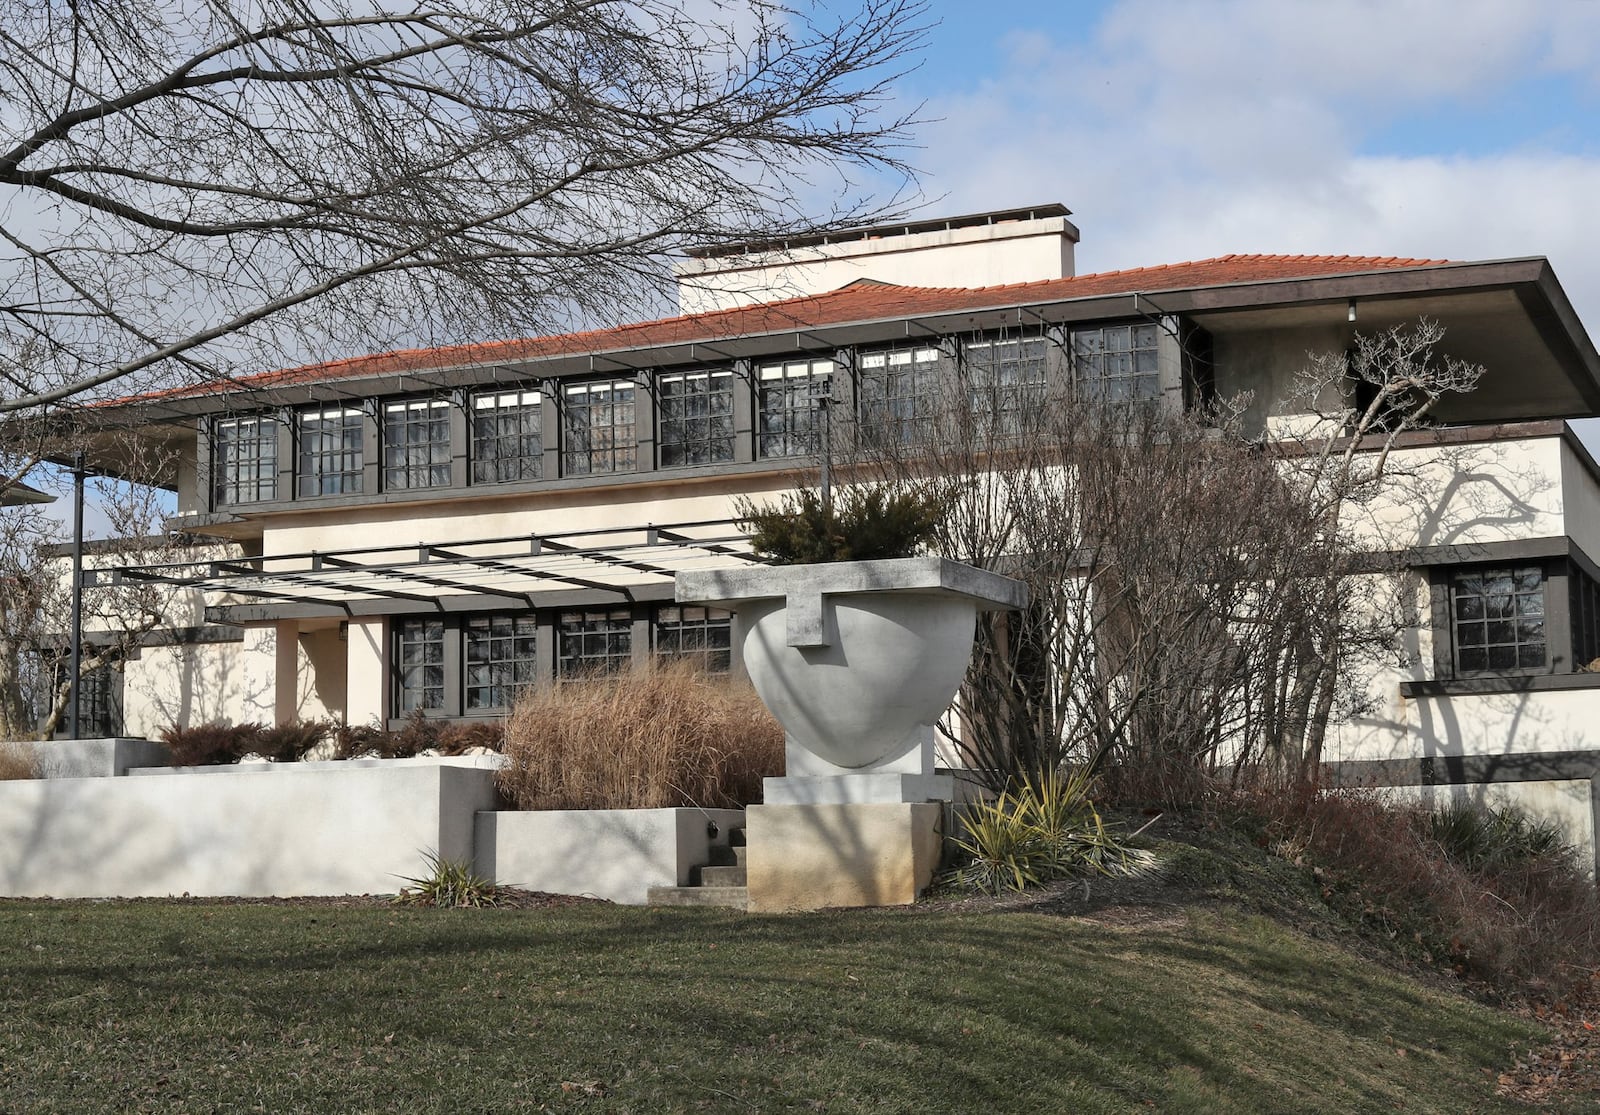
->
[[675, 557, 1028, 780]]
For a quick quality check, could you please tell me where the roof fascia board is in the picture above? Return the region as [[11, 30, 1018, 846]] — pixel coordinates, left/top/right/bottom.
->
[[96, 258, 1574, 420]]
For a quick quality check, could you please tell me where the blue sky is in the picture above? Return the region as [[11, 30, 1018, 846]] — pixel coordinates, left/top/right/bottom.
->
[[889, 0, 1600, 321]]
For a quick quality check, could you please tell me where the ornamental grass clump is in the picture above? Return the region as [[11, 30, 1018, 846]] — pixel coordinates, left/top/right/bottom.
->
[[0, 743, 37, 781], [952, 768, 1153, 895], [498, 659, 783, 811]]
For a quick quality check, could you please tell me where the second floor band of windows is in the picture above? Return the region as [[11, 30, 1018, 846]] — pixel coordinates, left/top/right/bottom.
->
[[208, 320, 1184, 508]]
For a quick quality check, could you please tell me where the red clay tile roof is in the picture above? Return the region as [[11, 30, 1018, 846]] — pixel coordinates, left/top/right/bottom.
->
[[115, 253, 1450, 404]]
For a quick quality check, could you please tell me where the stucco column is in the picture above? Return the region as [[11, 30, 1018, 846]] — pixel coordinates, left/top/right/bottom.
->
[[274, 620, 299, 725], [345, 618, 388, 728]]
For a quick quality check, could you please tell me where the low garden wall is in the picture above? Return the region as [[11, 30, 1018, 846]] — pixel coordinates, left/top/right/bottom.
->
[[0, 759, 498, 898], [475, 807, 745, 904]]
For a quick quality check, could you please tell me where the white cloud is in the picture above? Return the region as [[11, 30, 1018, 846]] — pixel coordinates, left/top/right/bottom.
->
[[909, 0, 1600, 323]]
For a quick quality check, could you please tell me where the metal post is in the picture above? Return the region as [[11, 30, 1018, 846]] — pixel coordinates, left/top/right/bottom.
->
[[813, 379, 833, 517], [67, 453, 85, 740]]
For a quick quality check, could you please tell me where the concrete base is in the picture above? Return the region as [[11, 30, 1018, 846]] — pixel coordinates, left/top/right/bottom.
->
[[745, 802, 943, 912], [763, 772, 954, 805], [476, 808, 746, 905]]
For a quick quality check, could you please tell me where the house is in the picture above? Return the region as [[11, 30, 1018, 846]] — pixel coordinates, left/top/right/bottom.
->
[[61, 203, 1600, 868]]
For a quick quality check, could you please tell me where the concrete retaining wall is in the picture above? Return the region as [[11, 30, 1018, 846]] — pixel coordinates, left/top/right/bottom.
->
[[0, 761, 498, 898], [475, 808, 745, 905]]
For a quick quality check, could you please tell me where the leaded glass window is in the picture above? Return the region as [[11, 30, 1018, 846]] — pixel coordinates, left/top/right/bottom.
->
[[562, 379, 636, 475], [472, 389, 543, 483], [383, 398, 451, 490], [1450, 567, 1546, 673], [658, 370, 735, 467], [297, 406, 364, 496], [396, 618, 446, 711], [558, 609, 633, 679], [654, 606, 732, 674], [464, 614, 538, 709], [858, 347, 941, 446], [212, 415, 278, 505], [1072, 323, 1161, 401], [757, 358, 832, 459]]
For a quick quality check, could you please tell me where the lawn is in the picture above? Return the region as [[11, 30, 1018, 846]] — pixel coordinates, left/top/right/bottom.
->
[[0, 899, 1554, 1113]]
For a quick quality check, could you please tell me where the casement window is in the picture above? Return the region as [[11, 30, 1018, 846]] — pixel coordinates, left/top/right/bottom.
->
[[562, 379, 636, 475], [382, 398, 451, 490], [963, 337, 1050, 432], [558, 609, 633, 679], [1570, 563, 1600, 671], [858, 347, 942, 446], [212, 415, 278, 506], [464, 614, 538, 710], [757, 358, 833, 459], [654, 606, 732, 674], [1071, 323, 1161, 401], [471, 389, 543, 483], [297, 406, 365, 497], [1448, 566, 1546, 673], [658, 370, 735, 467], [395, 618, 447, 712]]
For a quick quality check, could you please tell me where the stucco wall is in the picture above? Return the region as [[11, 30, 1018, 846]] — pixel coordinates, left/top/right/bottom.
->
[[122, 630, 276, 737]]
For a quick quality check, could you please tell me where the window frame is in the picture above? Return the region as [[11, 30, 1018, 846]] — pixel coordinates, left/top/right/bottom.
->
[[211, 414, 279, 506], [961, 335, 1053, 434], [561, 378, 637, 476], [757, 357, 833, 460], [857, 345, 944, 448], [1070, 322, 1162, 402], [1430, 561, 1571, 680], [657, 368, 736, 468], [382, 396, 453, 491], [653, 605, 733, 674], [296, 405, 366, 498], [470, 388, 544, 484]]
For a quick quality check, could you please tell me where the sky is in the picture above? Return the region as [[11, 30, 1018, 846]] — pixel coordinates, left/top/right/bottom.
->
[[891, 0, 1600, 324]]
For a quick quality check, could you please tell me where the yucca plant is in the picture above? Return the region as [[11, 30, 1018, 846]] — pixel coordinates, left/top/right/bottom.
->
[[951, 767, 1153, 895], [393, 850, 506, 908]]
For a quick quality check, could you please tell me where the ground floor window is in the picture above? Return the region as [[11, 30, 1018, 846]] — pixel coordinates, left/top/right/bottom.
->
[[654, 606, 732, 673], [464, 615, 538, 710], [44, 659, 123, 738], [396, 618, 447, 712], [558, 609, 634, 680]]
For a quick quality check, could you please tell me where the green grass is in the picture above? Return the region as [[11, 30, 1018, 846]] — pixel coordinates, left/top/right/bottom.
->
[[0, 901, 1555, 1113]]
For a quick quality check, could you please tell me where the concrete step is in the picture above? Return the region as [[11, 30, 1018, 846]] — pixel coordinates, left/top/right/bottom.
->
[[646, 885, 748, 910], [695, 864, 747, 887], [707, 844, 747, 868]]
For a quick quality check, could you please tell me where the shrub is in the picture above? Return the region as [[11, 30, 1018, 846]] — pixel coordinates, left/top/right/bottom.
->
[[333, 722, 392, 760], [1243, 784, 1600, 999], [256, 720, 333, 763], [497, 659, 784, 810], [160, 722, 263, 766], [0, 743, 38, 781], [952, 768, 1153, 895], [393, 850, 506, 908], [735, 485, 944, 564]]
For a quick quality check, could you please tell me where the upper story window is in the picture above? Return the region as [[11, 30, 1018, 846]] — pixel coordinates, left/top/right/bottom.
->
[[212, 415, 278, 506], [562, 379, 636, 476], [758, 357, 832, 459], [1450, 566, 1546, 673], [297, 406, 364, 497], [464, 614, 538, 710], [1072, 323, 1160, 401], [658, 370, 735, 467], [558, 609, 632, 679], [654, 606, 732, 674], [382, 398, 451, 490], [858, 347, 942, 447], [472, 389, 543, 483], [396, 617, 446, 712], [965, 337, 1050, 432]]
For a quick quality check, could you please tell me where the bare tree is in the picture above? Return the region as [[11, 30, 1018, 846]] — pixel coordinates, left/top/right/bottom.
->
[[842, 319, 1485, 801], [0, 0, 925, 413], [0, 427, 182, 740]]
